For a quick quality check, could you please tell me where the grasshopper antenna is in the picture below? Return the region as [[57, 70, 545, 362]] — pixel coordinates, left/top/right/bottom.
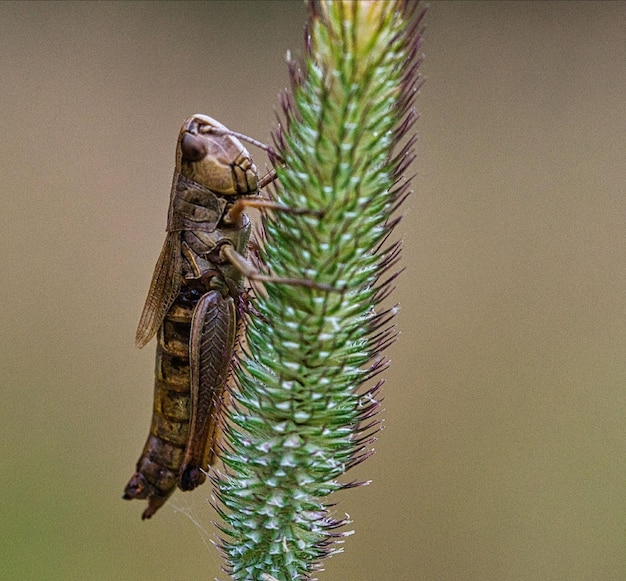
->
[[204, 126, 285, 165]]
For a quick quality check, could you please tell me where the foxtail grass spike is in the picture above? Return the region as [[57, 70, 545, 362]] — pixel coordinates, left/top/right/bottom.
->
[[215, 2, 425, 578]]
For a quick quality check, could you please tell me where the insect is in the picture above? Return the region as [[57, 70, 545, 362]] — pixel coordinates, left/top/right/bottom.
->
[[123, 114, 284, 519]]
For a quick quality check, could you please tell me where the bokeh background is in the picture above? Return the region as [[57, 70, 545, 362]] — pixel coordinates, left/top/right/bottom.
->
[[1, 1, 625, 579]]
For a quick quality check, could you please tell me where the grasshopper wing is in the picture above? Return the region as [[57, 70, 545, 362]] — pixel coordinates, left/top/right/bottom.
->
[[135, 233, 182, 348]]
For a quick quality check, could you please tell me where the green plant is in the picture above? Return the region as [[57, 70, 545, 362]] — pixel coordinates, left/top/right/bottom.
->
[[215, 1, 424, 578]]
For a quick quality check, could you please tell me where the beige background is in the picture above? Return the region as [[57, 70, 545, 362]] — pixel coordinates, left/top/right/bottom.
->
[[1, 1, 625, 579]]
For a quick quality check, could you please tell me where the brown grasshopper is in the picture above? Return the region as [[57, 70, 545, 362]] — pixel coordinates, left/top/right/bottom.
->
[[123, 114, 323, 519]]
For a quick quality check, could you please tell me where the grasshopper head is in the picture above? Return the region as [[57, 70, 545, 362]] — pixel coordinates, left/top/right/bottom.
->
[[177, 114, 259, 197]]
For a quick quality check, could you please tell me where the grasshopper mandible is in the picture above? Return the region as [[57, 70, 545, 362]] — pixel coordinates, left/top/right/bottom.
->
[[123, 114, 319, 519]]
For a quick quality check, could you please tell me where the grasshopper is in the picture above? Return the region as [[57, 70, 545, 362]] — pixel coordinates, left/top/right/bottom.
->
[[123, 114, 321, 519]]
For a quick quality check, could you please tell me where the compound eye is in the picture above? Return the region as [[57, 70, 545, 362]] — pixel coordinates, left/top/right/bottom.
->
[[181, 132, 208, 161]]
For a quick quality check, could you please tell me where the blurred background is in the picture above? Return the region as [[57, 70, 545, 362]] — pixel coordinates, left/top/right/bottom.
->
[[1, 1, 625, 579]]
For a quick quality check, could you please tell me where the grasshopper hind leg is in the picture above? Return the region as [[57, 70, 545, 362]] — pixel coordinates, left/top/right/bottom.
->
[[178, 290, 237, 491]]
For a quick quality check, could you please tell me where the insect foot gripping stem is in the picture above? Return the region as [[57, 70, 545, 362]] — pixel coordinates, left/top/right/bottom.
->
[[220, 244, 342, 293]]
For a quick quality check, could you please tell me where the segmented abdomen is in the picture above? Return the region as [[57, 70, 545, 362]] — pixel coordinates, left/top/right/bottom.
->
[[123, 288, 199, 520]]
